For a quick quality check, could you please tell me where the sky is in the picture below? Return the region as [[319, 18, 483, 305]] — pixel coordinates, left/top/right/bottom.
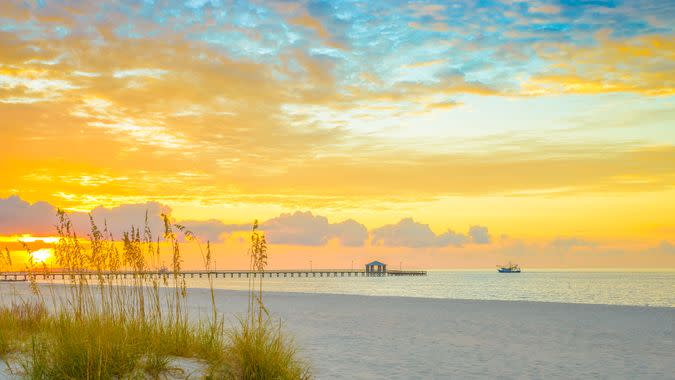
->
[[0, 0, 674, 269]]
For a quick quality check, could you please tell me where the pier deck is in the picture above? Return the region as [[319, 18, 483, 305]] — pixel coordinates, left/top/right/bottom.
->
[[1, 269, 426, 281]]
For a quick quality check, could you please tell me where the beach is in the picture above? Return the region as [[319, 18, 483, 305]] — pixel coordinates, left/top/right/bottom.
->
[[4, 283, 672, 379], [201, 289, 674, 379]]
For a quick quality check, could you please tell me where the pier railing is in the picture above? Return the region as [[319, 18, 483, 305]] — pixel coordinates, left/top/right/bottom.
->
[[1, 268, 427, 281], [385, 270, 427, 276]]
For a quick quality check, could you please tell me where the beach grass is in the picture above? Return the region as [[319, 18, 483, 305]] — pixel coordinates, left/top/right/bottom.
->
[[0, 213, 310, 379], [223, 318, 308, 379]]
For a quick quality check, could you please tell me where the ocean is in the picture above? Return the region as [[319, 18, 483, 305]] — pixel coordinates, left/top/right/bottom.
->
[[178, 270, 675, 308]]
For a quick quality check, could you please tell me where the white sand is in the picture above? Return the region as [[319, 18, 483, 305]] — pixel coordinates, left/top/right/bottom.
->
[[2, 284, 674, 379], [185, 288, 674, 379]]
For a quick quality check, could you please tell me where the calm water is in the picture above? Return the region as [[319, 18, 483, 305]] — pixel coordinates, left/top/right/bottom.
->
[[179, 270, 675, 307]]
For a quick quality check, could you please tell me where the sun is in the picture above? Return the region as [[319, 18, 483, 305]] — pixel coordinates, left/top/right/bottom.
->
[[32, 248, 53, 264]]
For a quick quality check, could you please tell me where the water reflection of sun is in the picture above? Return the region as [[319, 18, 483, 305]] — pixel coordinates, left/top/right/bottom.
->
[[32, 248, 53, 264]]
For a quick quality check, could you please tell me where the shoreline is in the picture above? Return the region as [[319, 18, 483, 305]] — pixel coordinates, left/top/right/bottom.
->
[[189, 287, 675, 310], [6, 281, 675, 310], [16, 278, 675, 309]]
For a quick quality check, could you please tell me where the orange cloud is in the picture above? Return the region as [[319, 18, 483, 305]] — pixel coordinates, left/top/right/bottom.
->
[[272, 2, 347, 50], [408, 21, 450, 32], [424, 100, 461, 110], [529, 4, 561, 14], [408, 3, 447, 21], [526, 33, 675, 96], [402, 59, 447, 69]]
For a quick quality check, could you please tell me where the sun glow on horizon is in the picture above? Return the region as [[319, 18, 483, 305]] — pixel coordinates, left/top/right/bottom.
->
[[0, 235, 60, 244], [31, 248, 53, 264]]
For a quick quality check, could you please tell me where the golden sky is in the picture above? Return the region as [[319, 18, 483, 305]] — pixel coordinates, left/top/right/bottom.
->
[[1, 1, 674, 268]]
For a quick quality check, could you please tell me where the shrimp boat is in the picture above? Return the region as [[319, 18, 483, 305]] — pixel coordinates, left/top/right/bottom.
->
[[497, 262, 521, 273]]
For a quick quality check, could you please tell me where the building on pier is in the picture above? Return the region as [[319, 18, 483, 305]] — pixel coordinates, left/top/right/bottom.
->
[[365, 260, 386, 274]]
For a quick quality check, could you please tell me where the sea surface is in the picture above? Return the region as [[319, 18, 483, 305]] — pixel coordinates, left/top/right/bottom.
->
[[177, 270, 675, 308]]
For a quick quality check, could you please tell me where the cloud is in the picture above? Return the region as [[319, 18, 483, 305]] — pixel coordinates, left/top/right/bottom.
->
[[402, 59, 447, 69], [409, 3, 447, 20], [85, 202, 170, 239], [0, 195, 57, 236], [370, 218, 489, 247], [86, 209, 369, 247], [112, 68, 168, 79], [371, 218, 442, 247], [529, 5, 561, 14], [0, 195, 169, 240], [549, 237, 596, 251], [468, 225, 491, 244], [408, 21, 450, 32], [180, 220, 248, 243], [657, 241, 675, 254], [425, 100, 461, 111], [261, 211, 368, 247], [437, 229, 469, 247], [1, 0, 673, 217], [330, 219, 370, 247], [274, 2, 347, 50], [0, 196, 369, 246], [526, 34, 675, 96]]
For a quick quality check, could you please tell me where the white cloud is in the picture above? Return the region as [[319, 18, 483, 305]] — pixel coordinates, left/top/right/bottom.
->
[[112, 68, 168, 79]]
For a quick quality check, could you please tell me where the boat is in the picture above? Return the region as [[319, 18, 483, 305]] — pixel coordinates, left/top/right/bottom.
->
[[497, 262, 521, 273]]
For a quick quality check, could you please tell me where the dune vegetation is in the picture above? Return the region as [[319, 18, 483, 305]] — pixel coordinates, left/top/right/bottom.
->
[[0, 213, 310, 379]]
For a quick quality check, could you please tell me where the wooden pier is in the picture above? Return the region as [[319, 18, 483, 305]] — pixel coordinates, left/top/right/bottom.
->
[[1, 269, 427, 282]]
